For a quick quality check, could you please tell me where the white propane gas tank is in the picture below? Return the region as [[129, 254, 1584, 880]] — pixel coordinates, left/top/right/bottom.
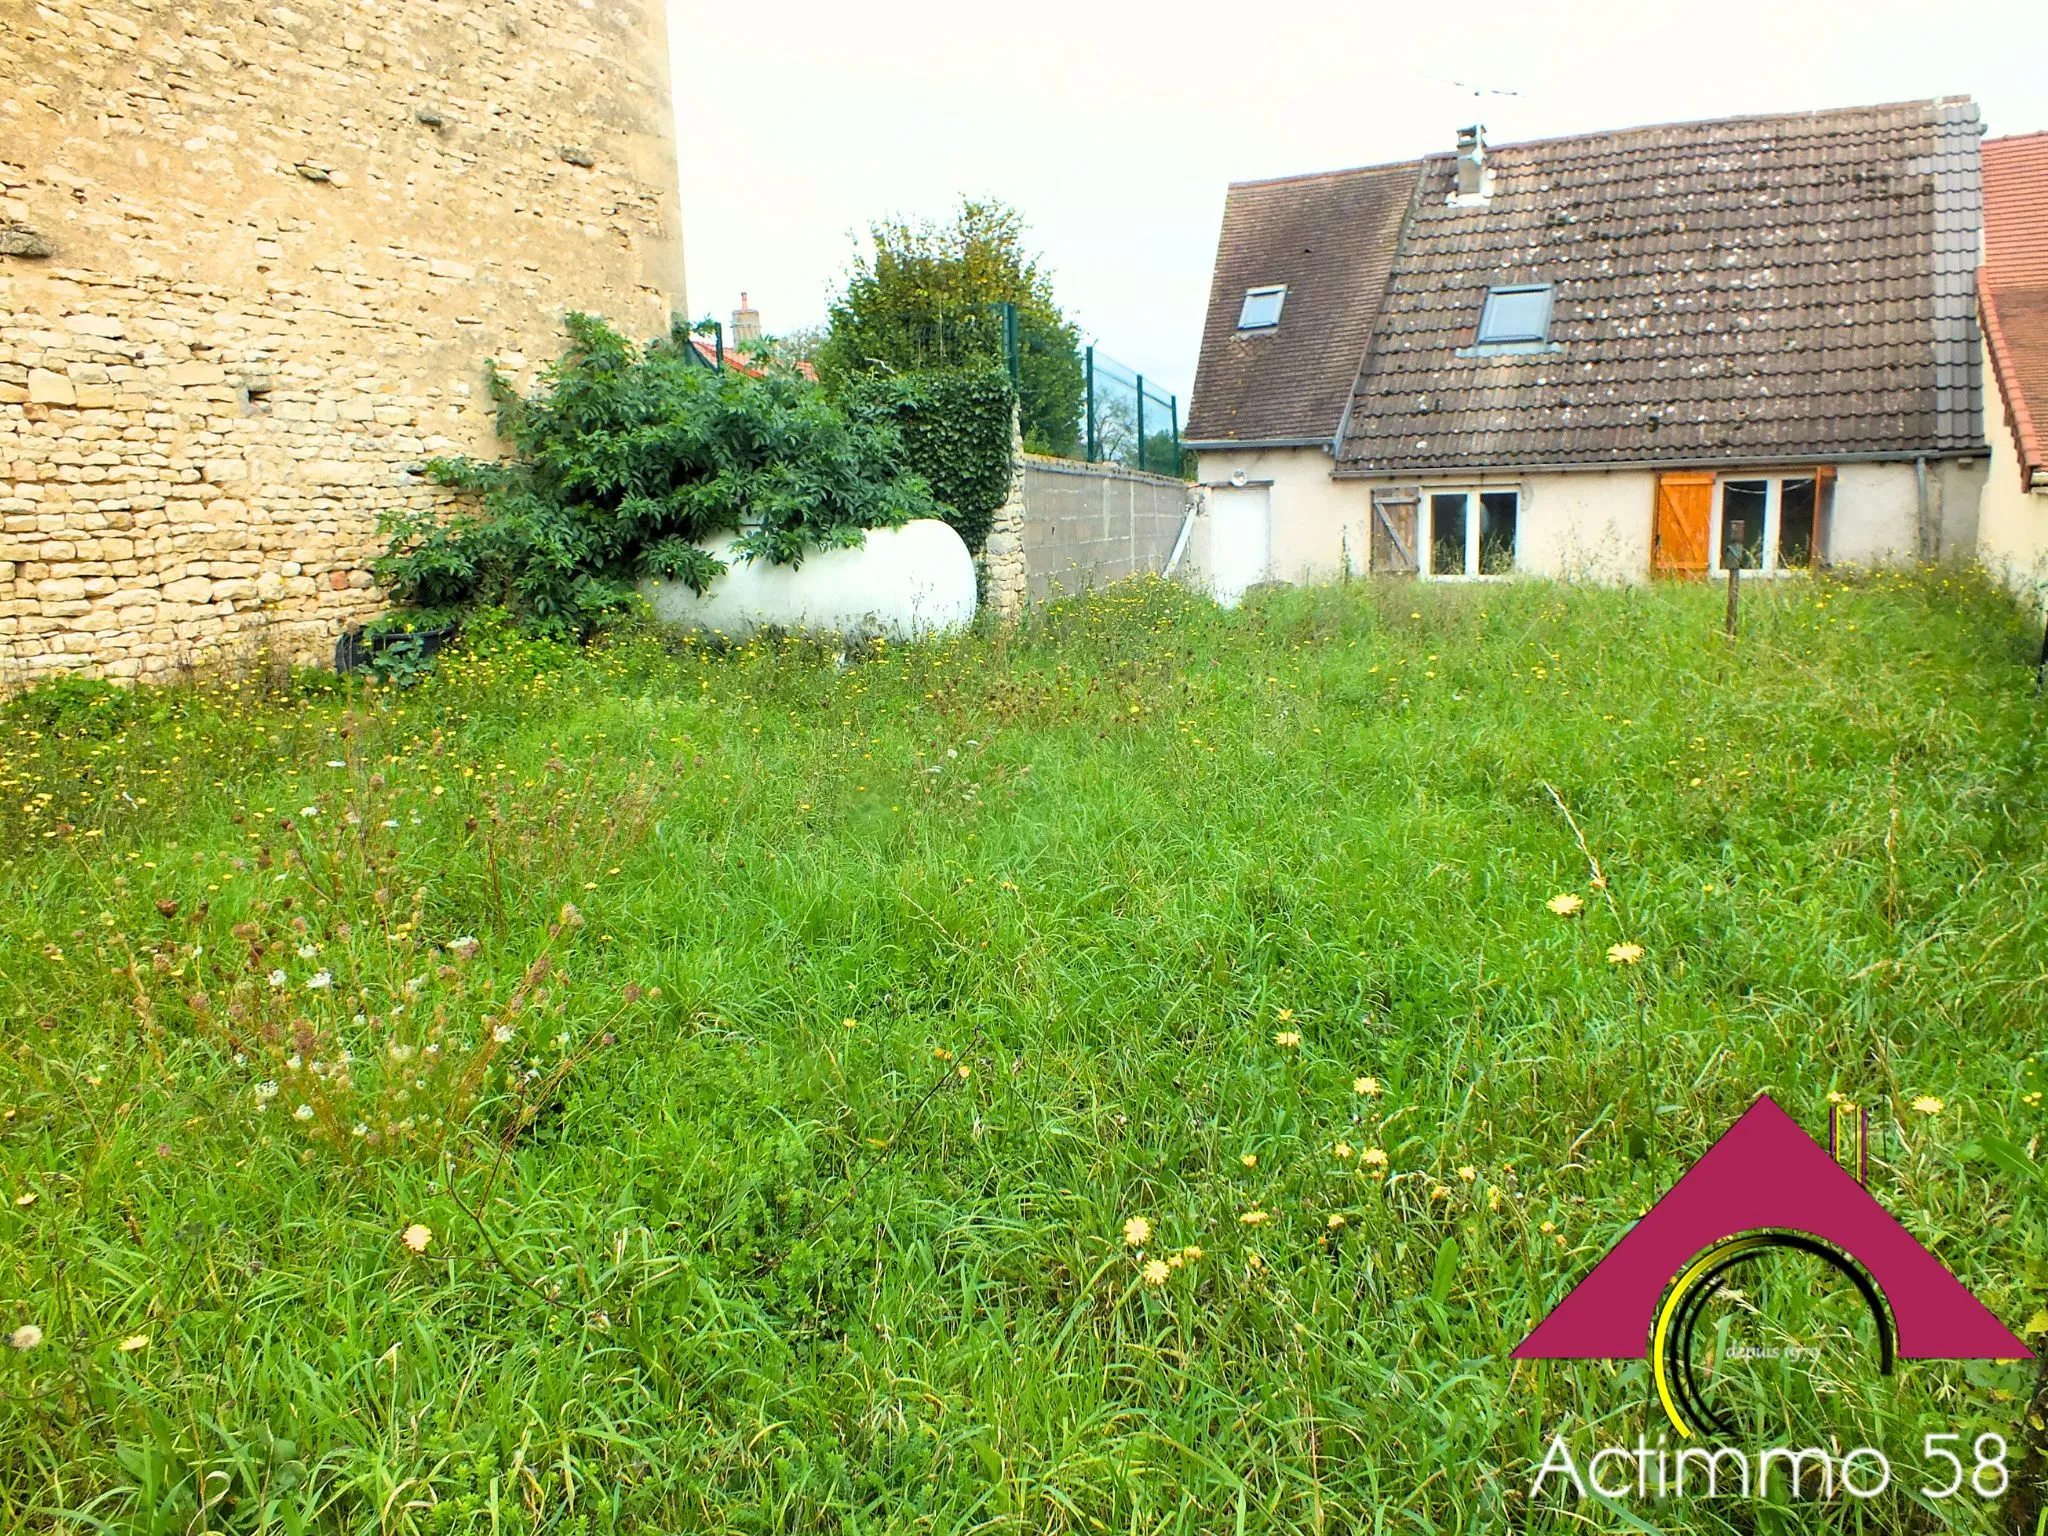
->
[[638, 519, 977, 641]]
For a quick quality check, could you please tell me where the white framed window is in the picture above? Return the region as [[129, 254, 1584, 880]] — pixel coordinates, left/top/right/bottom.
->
[[1237, 285, 1286, 330], [1422, 489, 1519, 577], [1476, 284, 1552, 345], [1711, 475, 1819, 575]]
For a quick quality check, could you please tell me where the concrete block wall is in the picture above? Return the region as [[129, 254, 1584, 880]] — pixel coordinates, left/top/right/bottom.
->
[[0, 0, 685, 683], [1018, 455, 1193, 605]]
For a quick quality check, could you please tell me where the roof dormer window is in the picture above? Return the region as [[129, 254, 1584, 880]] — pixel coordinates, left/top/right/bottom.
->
[[1476, 284, 1552, 345], [1237, 285, 1286, 330]]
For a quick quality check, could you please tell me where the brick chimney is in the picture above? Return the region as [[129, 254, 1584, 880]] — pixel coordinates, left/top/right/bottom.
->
[[730, 291, 762, 347]]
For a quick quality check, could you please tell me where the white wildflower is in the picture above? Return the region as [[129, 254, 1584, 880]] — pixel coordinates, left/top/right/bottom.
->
[[293, 1104, 314, 1122], [267, 969, 288, 989], [306, 970, 333, 990]]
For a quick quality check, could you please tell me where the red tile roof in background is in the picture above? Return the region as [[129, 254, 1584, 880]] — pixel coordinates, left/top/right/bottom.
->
[[1982, 133, 2048, 485], [686, 336, 817, 382]]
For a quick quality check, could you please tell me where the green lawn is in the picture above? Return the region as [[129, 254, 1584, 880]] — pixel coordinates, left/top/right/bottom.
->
[[1, 572, 2044, 1534]]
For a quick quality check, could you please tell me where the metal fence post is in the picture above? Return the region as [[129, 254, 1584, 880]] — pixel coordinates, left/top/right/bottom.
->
[[1085, 346, 1096, 463], [1725, 518, 1744, 638], [1136, 375, 1146, 474]]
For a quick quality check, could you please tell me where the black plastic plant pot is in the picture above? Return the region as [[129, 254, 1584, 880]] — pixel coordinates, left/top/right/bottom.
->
[[334, 622, 456, 674]]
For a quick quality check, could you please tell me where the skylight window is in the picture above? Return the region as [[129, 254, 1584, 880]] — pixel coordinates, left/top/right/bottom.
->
[[1237, 285, 1286, 330], [1476, 284, 1552, 345]]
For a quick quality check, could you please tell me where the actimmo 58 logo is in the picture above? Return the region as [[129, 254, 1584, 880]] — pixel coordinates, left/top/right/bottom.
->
[[1512, 1096, 2034, 1504]]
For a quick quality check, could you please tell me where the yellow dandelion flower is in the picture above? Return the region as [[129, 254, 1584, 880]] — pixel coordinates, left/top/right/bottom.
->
[[1142, 1258, 1171, 1286], [1457, 1165, 1477, 1182], [1333, 1143, 1353, 1159], [1123, 1215, 1153, 1247], [1540, 1220, 1556, 1233], [1275, 1008, 1295, 1022], [401, 1222, 433, 1255], [1327, 1214, 1347, 1229], [1354, 1075, 1382, 1096], [1247, 1251, 1265, 1271], [118, 1334, 148, 1352], [842, 1017, 858, 1029], [1274, 1031, 1302, 1048], [1546, 893, 1583, 916], [1240, 1209, 1271, 1225], [1607, 942, 1644, 965], [1239, 1152, 1258, 1168], [1361, 1147, 1388, 1167], [1911, 1095, 1944, 1115], [1182, 1244, 1204, 1260]]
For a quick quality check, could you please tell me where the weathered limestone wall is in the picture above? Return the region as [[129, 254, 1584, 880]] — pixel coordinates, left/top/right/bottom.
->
[[0, 0, 685, 682]]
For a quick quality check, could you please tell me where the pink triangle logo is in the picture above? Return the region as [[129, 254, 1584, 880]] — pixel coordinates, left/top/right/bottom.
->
[[1514, 1096, 2029, 1405]]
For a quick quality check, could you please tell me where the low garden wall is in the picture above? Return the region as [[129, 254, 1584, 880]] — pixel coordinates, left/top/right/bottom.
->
[[982, 455, 1193, 616]]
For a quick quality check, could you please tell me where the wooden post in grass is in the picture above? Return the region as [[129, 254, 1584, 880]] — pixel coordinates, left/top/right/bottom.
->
[[1724, 519, 1744, 638]]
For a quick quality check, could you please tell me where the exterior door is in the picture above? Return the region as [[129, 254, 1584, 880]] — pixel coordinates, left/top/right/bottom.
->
[[1652, 471, 1715, 579], [1208, 484, 1271, 608]]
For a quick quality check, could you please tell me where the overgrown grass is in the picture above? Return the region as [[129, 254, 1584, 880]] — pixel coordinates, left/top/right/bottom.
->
[[1, 571, 2044, 1534]]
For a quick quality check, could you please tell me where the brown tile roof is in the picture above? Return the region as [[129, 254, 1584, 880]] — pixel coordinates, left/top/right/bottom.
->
[[1185, 161, 1420, 445], [1982, 133, 2048, 487], [1333, 99, 1984, 474]]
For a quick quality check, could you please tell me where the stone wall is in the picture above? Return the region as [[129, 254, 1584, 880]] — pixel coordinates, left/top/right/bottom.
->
[[0, 0, 685, 683]]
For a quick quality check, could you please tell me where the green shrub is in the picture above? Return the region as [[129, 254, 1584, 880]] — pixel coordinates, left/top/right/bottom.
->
[[844, 365, 1016, 553], [5, 674, 138, 738], [375, 313, 941, 638]]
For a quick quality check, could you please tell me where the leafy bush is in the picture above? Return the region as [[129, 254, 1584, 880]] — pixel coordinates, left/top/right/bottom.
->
[[845, 365, 1016, 553], [5, 674, 138, 738], [376, 314, 941, 638]]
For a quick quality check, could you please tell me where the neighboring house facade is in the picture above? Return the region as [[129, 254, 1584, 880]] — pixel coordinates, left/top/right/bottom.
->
[[1978, 132, 2048, 612], [1187, 101, 1989, 601]]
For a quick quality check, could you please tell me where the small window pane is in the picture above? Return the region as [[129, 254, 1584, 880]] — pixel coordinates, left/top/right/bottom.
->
[[1478, 491, 1518, 574], [1238, 287, 1285, 329], [1721, 480, 1767, 570], [1477, 286, 1551, 344], [1778, 477, 1816, 569], [1430, 493, 1469, 576]]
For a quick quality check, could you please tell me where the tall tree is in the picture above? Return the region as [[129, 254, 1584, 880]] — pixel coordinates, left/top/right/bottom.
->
[[818, 199, 1083, 457]]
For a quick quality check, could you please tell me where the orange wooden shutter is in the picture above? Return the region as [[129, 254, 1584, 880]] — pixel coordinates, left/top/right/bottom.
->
[[1652, 472, 1715, 580], [1812, 465, 1836, 568]]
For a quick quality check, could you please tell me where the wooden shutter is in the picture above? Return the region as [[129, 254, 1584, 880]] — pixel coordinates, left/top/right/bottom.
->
[[1652, 472, 1715, 580], [1370, 487, 1420, 576], [1812, 465, 1836, 569]]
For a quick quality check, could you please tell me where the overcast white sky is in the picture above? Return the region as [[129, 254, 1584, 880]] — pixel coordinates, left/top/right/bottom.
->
[[670, 0, 2048, 404]]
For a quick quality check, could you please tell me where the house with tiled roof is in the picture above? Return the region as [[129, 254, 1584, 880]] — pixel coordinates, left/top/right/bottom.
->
[[1978, 132, 2048, 608], [1186, 100, 1991, 598]]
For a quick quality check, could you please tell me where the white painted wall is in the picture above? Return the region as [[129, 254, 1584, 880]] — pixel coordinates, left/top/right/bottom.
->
[[1829, 462, 1923, 566], [1194, 449, 1978, 593], [1513, 471, 1657, 582], [1978, 357, 2048, 614], [1192, 447, 1370, 586]]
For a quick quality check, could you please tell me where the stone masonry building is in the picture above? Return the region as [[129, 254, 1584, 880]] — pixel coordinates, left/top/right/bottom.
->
[[0, 0, 686, 682]]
